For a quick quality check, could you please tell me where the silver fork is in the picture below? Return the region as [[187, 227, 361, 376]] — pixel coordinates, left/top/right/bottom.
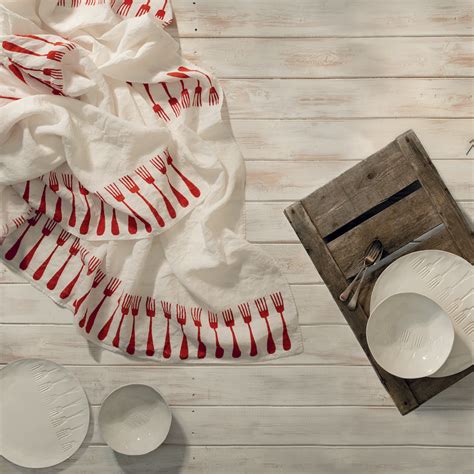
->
[[347, 240, 383, 311]]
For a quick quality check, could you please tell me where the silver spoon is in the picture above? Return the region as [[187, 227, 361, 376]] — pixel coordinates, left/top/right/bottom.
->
[[348, 240, 383, 311], [339, 240, 383, 302]]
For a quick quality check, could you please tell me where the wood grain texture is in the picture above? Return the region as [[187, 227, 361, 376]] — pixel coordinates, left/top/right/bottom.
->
[[222, 79, 473, 118], [2, 446, 473, 474], [76, 406, 474, 446], [183, 37, 474, 78], [7, 365, 467, 407], [173, 0, 473, 37], [232, 119, 474, 161], [0, 324, 367, 366]]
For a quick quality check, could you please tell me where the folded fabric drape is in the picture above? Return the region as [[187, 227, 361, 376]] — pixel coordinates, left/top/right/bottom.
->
[[0, 0, 303, 362]]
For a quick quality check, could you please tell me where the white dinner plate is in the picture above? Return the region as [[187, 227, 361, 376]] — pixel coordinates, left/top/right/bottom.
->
[[98, 384, 172, 456], [371, 250, 473, 377], [0, 359, 90, 469], [367, 293, 454, 378]]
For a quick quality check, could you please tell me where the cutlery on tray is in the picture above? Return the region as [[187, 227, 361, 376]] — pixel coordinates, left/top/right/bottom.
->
[[339, 239, 383, 310]]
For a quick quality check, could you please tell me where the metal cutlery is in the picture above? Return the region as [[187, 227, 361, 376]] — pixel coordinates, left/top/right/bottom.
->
[[348, 240, 384, 311]]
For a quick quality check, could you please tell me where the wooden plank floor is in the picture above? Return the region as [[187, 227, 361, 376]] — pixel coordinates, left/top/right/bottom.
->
[[1, 1, 473, 472]]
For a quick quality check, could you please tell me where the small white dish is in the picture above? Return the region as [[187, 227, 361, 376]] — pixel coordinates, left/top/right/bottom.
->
[[0, 359, 89, 469], [98, 384, 172, 456], [367, 293, 454, 379]]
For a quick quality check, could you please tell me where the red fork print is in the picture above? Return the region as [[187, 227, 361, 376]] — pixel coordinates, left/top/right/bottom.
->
[[145, 297, 156, 356], [136, 165, 176, 219], [255, 297, 276, 354], [19, 219, 57, 270], [57, 0, 66, 5], [208, 311, 224, 358], [38, 180, 48, 214], [150, 156, 189, 208], [72, 0, 82, 6], [78, 183, 91, 235], [155, 0, 167, 19], [85, 277, 121, 333], [192, 80, 202, 107], [178, 66, 219, 106], [119, 175, 164, 228], [75, 268, 105, 315], [62, 174, 76, 227], [95, 192, 107, 236], [15, 34, 75, 51], [112, 293, 133, 347], [4, 211, 42, 261], [179, 80, 190, 108], [136, 0, 151, 16], [13, 216, 26, 228], [105, 183, 152, 233], [33, 229, 70, 281], [98, 291, 123, 341], [2, 41, 66, 62], [160, 82, 180, 117], [9, 61, 63, 83], [164, 150, 200, 198], [161, 301, 172, 359], [117, 0, 133, 16], [143, 84, 169, 122], [270, 292, 291, 351], [49, 172, 62, 222], [61, 253, 100, 300], [97, 191, 119, 235], [7, 62, 27, 83], [126, 295, 142, 354], [46, 237, 80, 290], [23, 181, 30, 203], [191, 307, 206, 359], [176, 304, 188, 360], [238, 302, 257, 357], [222, 309, 241, 358]]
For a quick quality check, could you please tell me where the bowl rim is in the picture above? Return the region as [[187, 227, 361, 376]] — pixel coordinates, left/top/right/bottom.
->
[[98, 383, 172, 455], [367, 292, 455, 379]]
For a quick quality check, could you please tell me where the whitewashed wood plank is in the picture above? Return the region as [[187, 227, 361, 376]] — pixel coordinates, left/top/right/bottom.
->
[[222, 79, 473, 118], [0, 244, 319, 285], [3, 446, 472, 474], [38, 366, 470, 408], [183, 38, 474, 78], [0, 325, 366, 366], [173, 0, 473, 37], [231, 119, 473, 161], [245, 200, 473, 242], [245, 160, 473, 201], [80, 406, 474, 446], [0, 283, 341, 325]]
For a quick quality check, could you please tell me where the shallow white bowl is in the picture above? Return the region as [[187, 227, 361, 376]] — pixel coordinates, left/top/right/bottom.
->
[[98, 384, 172, 455], [367, 293, 454, 379]]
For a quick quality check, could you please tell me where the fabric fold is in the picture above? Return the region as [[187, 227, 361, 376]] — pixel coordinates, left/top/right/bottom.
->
[[0, 0, 303, 362]]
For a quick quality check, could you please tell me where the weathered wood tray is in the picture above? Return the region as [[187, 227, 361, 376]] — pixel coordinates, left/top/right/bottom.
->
[[285, 130, 473, 415]]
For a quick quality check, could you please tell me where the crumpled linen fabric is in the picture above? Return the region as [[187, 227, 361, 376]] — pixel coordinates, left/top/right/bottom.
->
[[0, 0, 303, 362]]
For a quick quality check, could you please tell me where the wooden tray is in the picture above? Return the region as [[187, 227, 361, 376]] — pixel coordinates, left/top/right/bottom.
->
[[285, 130, 473, 415]]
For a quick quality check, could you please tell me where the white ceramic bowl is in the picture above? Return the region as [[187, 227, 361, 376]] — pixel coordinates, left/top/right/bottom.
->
[[98, 384, 172, 455], [367, 293, 454, 379]]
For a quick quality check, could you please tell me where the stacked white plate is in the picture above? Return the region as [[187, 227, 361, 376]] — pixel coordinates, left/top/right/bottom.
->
[[368, 250, 473, 378]]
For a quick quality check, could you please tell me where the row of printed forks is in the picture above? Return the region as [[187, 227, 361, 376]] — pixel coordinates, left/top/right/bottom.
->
[[20, 150, 201, 236]]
